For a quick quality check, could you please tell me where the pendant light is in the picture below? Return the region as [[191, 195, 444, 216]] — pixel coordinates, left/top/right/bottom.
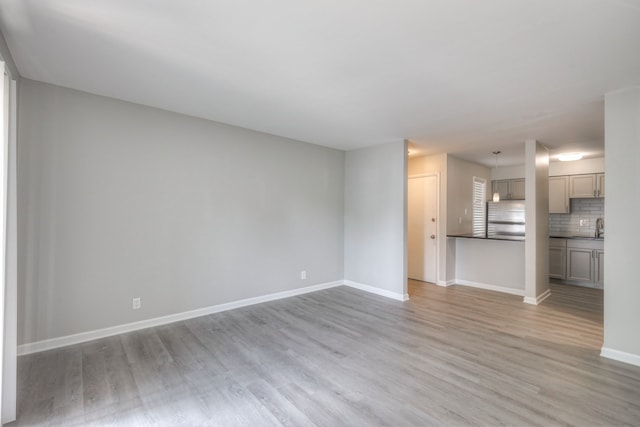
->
[[492, 151, 501, 202]]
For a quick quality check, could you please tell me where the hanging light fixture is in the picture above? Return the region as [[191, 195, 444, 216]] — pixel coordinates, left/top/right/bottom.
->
[[492, 151, 501, 202]]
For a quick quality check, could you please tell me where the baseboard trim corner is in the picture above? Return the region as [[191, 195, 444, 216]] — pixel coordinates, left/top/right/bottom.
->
[[17, 280, 344, 356], [455, 279, 525, 296], [343, 280, 409, 301], [523, 288, 552, 305], [601, 347, 640, 367], [436, 280, 454, 287]]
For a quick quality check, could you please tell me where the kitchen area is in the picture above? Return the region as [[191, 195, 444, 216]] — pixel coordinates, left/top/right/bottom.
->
[[490, 166, 605, 289], [548, 173, 605, 289], [408, 149, 605, 299]]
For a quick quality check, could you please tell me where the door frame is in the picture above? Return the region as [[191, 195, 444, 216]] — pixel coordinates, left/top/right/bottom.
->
[[407, 172, 440, 285]]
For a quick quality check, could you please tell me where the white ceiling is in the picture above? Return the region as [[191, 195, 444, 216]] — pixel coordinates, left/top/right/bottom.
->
[[1, 0, 640, 166]]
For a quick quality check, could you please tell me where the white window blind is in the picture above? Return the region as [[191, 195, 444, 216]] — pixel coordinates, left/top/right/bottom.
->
[[472, 176, 486, 237]]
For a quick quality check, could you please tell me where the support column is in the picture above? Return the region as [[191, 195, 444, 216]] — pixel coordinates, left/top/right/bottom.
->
[[601, 86, 640, 366], [524, 140, 550, 304]]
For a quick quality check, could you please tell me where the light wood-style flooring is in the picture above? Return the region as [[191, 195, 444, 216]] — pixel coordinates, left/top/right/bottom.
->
[[12, 281, 640, 426]]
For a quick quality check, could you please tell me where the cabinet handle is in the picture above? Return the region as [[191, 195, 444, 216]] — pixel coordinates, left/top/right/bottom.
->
[[593, 189, 596, 197]]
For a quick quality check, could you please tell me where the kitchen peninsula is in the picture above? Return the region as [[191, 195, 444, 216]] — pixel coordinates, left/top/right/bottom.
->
[[447, 235, 525, 296]]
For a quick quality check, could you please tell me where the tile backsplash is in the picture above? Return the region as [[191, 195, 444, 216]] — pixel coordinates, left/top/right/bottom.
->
[[549, 198, 605, 235]]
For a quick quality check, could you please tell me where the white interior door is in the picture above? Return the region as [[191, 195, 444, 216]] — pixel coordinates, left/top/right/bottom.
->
[[408, 175, 438, 283]]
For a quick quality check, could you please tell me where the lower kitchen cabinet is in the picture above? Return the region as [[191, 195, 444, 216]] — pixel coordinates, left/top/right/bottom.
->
[[549, 238, 604, 288], [549, 238, 567, 279], [567, 246, 595, 282], [566, 239, 604, 287], [595, 249, 604, 286]]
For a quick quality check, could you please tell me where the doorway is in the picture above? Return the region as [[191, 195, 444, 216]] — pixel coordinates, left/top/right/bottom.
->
[[408, 174, 438, 283]]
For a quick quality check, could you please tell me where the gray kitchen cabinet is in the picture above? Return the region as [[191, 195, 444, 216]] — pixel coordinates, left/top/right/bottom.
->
[[492, 180, 510, 200], [549, 238, 567, 279], [492, 178, 525, 200], [509, 178, 526, 200], [567, 246, 594, 282], [597, 173, 605, 197], [569, 173, 605, 198], [595, 249, 604, 286], [566, 239, 604, 286], [549, 176, 569, 213]]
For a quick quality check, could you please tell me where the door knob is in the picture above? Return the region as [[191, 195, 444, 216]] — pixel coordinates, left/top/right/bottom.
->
[[430, 235, 436, 239]]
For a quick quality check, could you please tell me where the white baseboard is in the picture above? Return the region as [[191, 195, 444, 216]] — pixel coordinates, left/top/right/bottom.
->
[[454, 279, 525, 296], [343, 280, 409, 301], [601, 347, 640, 367], [523, 288, 552, 305], [436, 280, 454, 287], [17, 280, 344, 356]]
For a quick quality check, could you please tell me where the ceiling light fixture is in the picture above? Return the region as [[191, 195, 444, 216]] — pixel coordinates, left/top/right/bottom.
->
[[492, 151, 501, 202], [558, 152, 583, 161]]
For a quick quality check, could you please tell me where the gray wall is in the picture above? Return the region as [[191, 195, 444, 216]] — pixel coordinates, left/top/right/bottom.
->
[[18, 79, 345, 344], [344, 142, 407, 296], [603, 86, 640, 359], [446, 155, 491, 235], [0, 28, 19, 78]]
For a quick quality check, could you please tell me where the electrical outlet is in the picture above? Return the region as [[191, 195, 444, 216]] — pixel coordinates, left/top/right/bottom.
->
[[579, 219, 589, 227], [132, 297, 141, 310], [301, 270, 307, 280]]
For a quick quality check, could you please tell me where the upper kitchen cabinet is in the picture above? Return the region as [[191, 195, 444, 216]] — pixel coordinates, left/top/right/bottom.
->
[[549, 176, 569, 213], [492, 178, 525, 200], [492, 180, 509, 200], [509, 178, 526, 200], [597, 173, 605, 197], [569, 173, 605, 198]]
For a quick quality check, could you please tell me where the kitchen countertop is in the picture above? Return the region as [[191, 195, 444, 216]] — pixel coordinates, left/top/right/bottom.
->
[[448, 233, 603, 241], [447, 234, 525, 242], [549, 233, 604, 241]]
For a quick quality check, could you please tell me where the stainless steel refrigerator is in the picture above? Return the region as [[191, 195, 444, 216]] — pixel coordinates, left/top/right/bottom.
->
[[487, 200, 525, 240]]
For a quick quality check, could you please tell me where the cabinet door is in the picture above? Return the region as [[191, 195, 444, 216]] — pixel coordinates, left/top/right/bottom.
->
[[509, 179, 526, 200], [567, 247, 594, 282], [570, 174, 596, 198], [596, 173, 605, 198], [549, 246, 566, 279], [595, 250, 604, 286], [492, 180, 510, 200], [549, 176, 569, 213]]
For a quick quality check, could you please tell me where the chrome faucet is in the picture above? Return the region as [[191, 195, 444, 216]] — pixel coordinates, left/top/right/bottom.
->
[[595, 217, 604, 238]]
